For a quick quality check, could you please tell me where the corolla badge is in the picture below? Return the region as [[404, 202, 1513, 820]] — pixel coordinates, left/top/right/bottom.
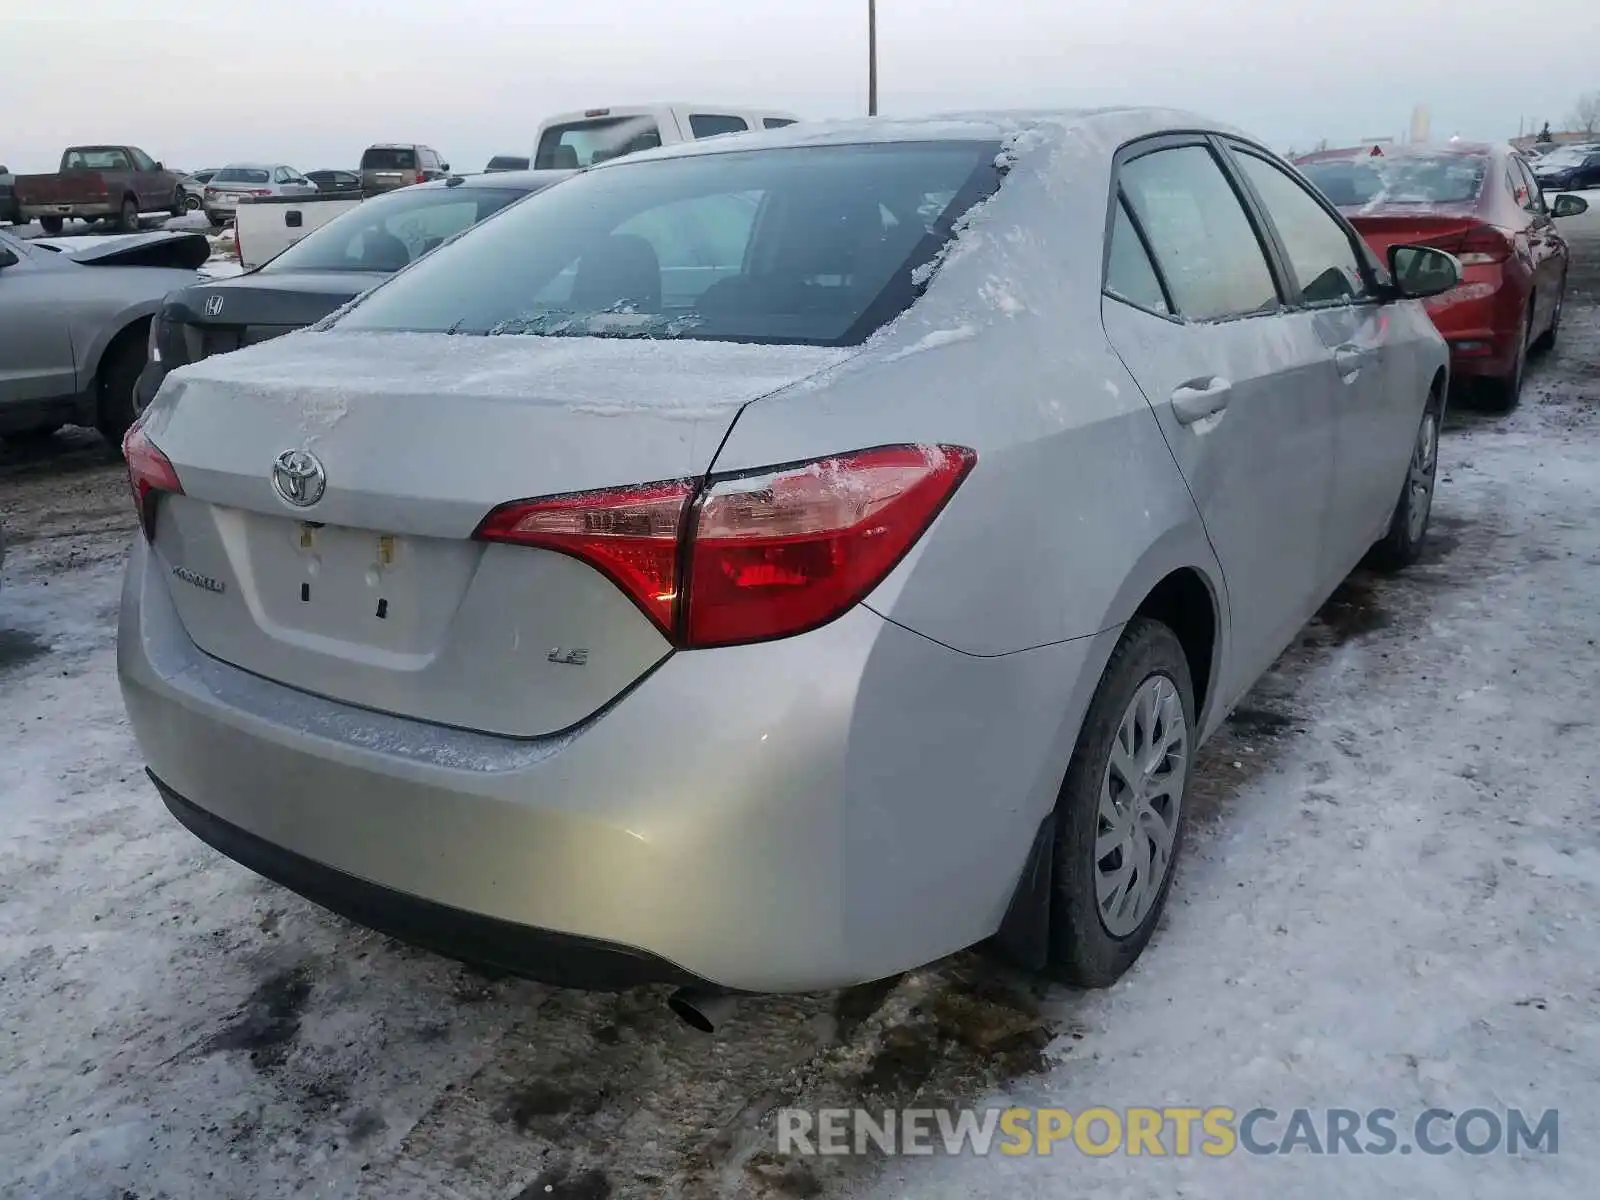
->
[[271, 449, 327, 508], [203, 293, 224, 317]]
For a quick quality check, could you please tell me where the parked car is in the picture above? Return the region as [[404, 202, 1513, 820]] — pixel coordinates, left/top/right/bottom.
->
[[0, 227, 208, 443], [140, 170, 578, 410], [179, 168, 221, 212], [359, 144, 449, 195], [202, 163, 317, 227], [485, 155, 529, 173], [1531, 143, 1600, 192], [0, 164, 18, 226], [119, 109, 1456, 1007], [307, 169, 362, 196], [532, 104, 799, 169], [13, 145, 184, 234], [1296, 142, 1588, 408]]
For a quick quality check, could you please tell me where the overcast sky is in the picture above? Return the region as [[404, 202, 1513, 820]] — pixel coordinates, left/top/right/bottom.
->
[[4, 2, 1594, 174]]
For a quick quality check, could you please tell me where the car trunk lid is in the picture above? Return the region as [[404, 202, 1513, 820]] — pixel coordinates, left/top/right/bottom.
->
[[1342, 207, 1484, 259], [144, 330, 850, 737]]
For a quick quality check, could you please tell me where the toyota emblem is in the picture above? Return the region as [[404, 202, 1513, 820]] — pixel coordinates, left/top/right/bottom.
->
[[203, 293, 224, 318], [271, 449, 327, 508]]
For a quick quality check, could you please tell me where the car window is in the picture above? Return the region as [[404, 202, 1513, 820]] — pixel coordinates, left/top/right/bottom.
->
[[66, 148, 132, 171], [689, 114, 749, 139], [264, 188, 528, 273], [1297, 153, 1487, 207], [273, 167, 291, 184], [1104, 198, 1170, 315], [131, 148, 157, 171], [1234, 151, 1369, 306], [535, 116, 663, 168], [764, 118, 797, 130], [362, 147, 418, 171], [335, 141, 1004, 347], [215, 167, 271, 185], [1119, 145, 1279, 321]]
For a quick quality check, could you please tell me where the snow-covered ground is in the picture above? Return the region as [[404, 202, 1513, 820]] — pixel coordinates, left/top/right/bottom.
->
[[3, 222, 1599, 1199]]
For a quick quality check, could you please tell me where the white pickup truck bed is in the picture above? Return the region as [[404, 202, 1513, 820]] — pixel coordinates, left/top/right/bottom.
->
[[234, 193, 362, 269]]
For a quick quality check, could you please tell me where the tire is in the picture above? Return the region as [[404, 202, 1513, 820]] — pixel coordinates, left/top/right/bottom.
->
[[95, 329, 147, 449], [170, 189, 185, 218], [1484, 304, 1531, 412], [38, 215, 64, 235], [1368, 387, 1442, 572], [1048, 617, 1196, 988], [116, 197, 139, 234], [184, 194, 201, 212], [207, 211, 227, 229], [1533, 276, 1564, 355]]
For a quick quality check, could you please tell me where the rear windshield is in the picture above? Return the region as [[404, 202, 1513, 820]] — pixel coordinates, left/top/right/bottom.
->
[[263, 186, 532, 274], [1298, 154, 1488, 207], [362, 147, 418, 171], [214, 167, 271, 184], [486, 156, 529, 172], [535, 116, 663, 169], [65, 148, 131, 171], [333, 141, 1003, 347], [1534, 146, 1597, 168]]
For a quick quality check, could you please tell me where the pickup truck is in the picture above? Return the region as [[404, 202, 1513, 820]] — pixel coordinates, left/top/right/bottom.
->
[[0, 164, 18, 225], [532, 104, 800, 169], [14, 145, 185, 235], [234, 192, 363, 269]]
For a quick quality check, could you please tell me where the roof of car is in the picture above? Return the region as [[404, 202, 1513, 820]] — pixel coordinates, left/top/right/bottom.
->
[[218, 161, 285, 170], [595, 107, 1243, 167], [413, 168, 579, 191], [1298, 141, 1500, 163]]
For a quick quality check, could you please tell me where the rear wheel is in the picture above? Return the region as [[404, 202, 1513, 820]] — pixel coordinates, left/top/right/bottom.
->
[[1484, 305, 1531, 412], [116, 197, 139, 233], [38, 215, 64, 235], [1533, 277, 1564, 354], [1368, 387, 1442, 572], [183, 193, 201, 212], [1048, 618, 1195, 988], [95, 329, 147, 449], [207, 211, 227, 229]]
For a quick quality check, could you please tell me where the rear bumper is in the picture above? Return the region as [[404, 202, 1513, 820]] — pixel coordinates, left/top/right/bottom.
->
[[118, 535, 1095, 992], [20, 201, 117, 220], [153, 772, 710, 990], [1423, 269, 1524, 378]]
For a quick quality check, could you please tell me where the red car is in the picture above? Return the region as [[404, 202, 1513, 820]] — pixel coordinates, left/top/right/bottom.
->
[[1295, 143, 1589, 408]]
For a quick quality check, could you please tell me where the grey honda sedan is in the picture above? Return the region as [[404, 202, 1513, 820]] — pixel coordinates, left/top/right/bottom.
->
[[118, 108, 1456, 1004]]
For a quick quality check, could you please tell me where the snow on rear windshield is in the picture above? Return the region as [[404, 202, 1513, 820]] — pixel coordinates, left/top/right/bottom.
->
[[1299, 154, 1487, 208], [331, 141, 1004, 347]]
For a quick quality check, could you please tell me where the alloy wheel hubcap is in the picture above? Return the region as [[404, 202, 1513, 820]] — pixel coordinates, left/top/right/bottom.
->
[[1407, 410, 1438, 542], [1095, 674, 1189, 938]]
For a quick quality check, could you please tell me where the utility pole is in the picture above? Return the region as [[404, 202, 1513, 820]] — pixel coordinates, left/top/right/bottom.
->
[[868, 0, 878, 116]]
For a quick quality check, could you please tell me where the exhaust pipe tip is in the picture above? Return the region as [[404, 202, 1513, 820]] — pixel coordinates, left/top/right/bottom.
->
[[667, 987, 737, 1034]]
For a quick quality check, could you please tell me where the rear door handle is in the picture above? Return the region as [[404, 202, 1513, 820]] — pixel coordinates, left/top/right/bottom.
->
[[1171, 377, 1232, 425], [1333, 346, 1365, 380]]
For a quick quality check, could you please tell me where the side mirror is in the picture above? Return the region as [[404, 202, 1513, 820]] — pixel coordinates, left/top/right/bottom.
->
[[1550, 193, 1590, 219], [0, 246, 18, 269], [153, 161, 164, 171], [1388, 244, 1461, 300], [440, 163, 450, 172]]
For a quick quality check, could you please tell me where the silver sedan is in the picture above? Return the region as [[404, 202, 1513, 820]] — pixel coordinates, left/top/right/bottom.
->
[[118, 108, 1456, 1002], [201, 162, 316, 227]]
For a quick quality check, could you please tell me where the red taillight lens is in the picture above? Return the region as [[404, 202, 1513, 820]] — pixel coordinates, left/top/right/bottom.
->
[[1449, 224, 1512, 266], [685, 445, 975, 647], [123, 423, 183, 539], [472, 445, 976, 649], [233, 222, 241, 259], [415, 172, 426, 184], [473, 480, 693, 636]]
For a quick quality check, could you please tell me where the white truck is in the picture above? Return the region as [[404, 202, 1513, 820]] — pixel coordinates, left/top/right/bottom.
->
[[532, 104, 799, 169], [233, 192, 362, 269]]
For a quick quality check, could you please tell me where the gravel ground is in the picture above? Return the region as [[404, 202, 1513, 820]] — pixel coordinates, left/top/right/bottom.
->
[[2, 212, 1598, 1200]]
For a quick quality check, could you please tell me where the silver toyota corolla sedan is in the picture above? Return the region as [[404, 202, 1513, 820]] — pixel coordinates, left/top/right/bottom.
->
[[118, 108, 1457, 998]]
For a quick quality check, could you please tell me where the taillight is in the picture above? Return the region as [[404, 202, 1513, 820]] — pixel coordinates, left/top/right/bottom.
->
[[123, 423, 183, 540], [686, 445, 975, 647], [415, 172, 426, 184], [472, 444, 976, 648], [233, 222, 241, 260], [1450, 224, 1512, 266], [473, 480, 693, 636], [204, 187, 216, 198]]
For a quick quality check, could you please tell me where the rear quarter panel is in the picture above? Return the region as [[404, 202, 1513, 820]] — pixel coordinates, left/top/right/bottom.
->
[[66, 266, 201, 384]]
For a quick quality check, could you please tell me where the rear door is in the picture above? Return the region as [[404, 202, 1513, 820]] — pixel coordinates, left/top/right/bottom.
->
[[1099, 137, 1340, 705], [1223, 142, 1417, 575]]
